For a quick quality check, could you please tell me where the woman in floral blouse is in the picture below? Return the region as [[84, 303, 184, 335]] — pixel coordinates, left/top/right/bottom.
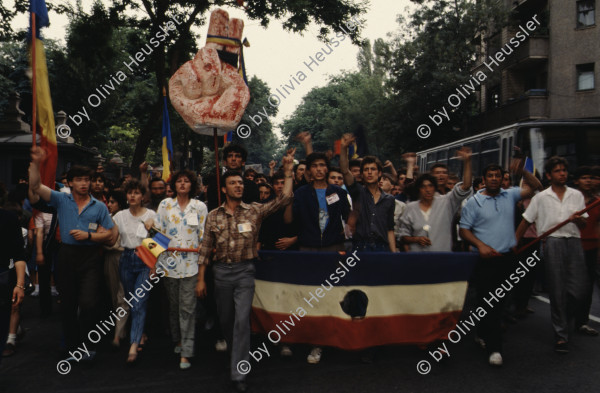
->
[[156, 170, 208, 370]]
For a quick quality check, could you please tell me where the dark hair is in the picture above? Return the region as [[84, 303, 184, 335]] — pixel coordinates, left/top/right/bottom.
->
[[430, 163, 448, 172], [91, 172, 106, 182], [223, 144, 248, 162], [306, 152, 330, 171], [349, 159, 361, 169], [244, 168, 257, 177], [170, 169, 198, 198], [107, 190, 127, 211], [67, 165, 93, 182], [448, 173, 460, 181], [544, 156, 568, 175], [574, 166, 593, 180], [272, 171, 285, 183], [381, 173, 396, 184], [124, 179, 147, 195], [415, 173, 437, 190], [221, 170, 244, 188], [255, 173, 268, 183], [328, 166, 343, 176], [482, 164, 503, 178], [592, 166, 600, 177], [149, 178, 166, 188], [258, 183, 273, 193], [360, 156, 383, 173], [473, 177, 483, 191]]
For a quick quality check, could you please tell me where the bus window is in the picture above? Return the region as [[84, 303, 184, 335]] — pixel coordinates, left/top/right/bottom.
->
[[502, 139, 507, 167], [480, 150, 500, 170]]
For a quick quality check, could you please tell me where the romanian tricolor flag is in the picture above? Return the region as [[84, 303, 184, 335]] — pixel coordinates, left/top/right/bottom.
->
[[251, 251, 477, 349], [30, 0, 57, 188], [135, 229, 171, 268], [161, 91, 174, 182]]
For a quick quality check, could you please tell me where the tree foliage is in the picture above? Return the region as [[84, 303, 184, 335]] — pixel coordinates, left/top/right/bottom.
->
[[281, 0, 510, 165]]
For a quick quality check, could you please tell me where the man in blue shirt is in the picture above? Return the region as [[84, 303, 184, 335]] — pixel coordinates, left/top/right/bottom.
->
[[29, 147, 116, 362], [459, 162, 540, 366]]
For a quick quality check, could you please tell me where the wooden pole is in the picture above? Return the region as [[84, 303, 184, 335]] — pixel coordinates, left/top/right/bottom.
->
[[516, 197, 600, 254], [214, 127, 221, 206], [31, 12, 37, 147]]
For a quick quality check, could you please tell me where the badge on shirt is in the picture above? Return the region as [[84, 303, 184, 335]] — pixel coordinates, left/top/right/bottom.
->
[[88, 223, 98, 232], [326, 193, 340, 205], [185, 213, 199, 226], [136, 223, 148, 238], [237, 222, 252, 233]]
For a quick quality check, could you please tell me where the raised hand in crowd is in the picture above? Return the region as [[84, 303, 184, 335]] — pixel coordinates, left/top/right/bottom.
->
[[455, 146, 473, 190]]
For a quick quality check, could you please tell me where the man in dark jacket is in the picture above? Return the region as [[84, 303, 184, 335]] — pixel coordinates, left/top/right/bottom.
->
[[288, 152, 350, 252]]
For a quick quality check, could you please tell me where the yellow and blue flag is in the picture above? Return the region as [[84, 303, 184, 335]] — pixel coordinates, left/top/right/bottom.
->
[[161, 93, 174, 182]]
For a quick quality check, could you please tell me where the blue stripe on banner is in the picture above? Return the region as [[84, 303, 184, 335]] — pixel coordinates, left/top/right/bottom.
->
[[256, 251, 477, 286]]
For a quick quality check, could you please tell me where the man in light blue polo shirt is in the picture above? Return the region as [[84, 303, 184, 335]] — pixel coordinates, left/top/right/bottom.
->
[[29, 147, 116, 362], [460, 162, 540, 366]]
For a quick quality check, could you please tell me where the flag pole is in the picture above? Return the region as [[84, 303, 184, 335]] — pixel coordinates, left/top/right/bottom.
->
[[515, 198, 600, 254], [31, 12, 37, 147], [214, 127, 221, 206]]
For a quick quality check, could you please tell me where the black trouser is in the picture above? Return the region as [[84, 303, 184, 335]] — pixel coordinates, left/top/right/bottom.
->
[[38, 250, 53, 317], [0, 269, 11, 366], [474, 253, 515, 354], [513, 240, 540, 312], [56, 244, 103, 352], [576, 248, 599, 327]]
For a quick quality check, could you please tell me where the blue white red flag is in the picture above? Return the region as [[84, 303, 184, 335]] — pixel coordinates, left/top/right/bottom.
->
[[252, 251, 477, 349]]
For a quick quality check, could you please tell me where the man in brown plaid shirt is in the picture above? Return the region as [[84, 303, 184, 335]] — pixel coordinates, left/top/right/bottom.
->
[[196, 149, 295, 392]]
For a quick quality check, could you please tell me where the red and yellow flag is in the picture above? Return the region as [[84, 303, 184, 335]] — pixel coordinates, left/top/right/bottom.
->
[[30, 0, 57, 189]]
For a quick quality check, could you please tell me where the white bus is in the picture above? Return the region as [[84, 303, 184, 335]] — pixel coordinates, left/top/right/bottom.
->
[[416, 120, 600, 178]]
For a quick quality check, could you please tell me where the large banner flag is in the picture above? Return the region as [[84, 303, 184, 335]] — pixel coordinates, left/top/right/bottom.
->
[[252, 251, 477, 349], [161, 92, 174, 182], [30, 0, 57, 188]]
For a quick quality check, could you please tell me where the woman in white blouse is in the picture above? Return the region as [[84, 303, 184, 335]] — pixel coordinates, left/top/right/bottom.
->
[[112, 180, 156, 364]]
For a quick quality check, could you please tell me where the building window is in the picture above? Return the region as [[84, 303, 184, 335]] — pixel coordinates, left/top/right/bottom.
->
[[577, 63, 595, 90], [577, 0, 595, 27]]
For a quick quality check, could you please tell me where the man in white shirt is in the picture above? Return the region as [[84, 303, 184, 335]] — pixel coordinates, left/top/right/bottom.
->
[[516, 156, 588, 354]]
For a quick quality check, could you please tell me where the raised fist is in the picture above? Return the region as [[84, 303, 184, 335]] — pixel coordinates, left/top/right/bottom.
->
[[169, 9, 250, 130]]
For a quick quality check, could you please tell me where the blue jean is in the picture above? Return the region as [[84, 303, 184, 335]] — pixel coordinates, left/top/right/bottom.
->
[[119, 249, 150, 345]]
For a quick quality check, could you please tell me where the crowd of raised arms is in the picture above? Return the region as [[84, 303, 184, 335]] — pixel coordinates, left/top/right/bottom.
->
[[1, 131, 599, 392]]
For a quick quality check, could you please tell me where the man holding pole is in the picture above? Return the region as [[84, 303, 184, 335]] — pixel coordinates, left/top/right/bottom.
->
[[516, 156, 589, 353]]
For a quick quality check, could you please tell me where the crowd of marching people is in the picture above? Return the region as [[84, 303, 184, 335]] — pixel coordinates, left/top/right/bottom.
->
[[0, 132, 599, 392]]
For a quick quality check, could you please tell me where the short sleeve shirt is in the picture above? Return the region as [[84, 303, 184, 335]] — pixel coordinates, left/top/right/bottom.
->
[[113, 209, 157, 249], [522, 186, 587, 238], [49, 190, 113, 245], [459, 187, 522, 253]]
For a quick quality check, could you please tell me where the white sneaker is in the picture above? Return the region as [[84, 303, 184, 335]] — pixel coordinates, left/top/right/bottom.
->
[[30, 289, 39, 297], [280, 345, 292, 357], [307, 347, 322, 364], [215, 339, 227, 352], [488, 352, 503, 366], [51, 287, 59, 297]]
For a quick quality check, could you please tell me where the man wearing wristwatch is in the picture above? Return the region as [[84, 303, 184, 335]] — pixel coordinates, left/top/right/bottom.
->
[[29, 147, 117, 362], [0, 208, 26, 366]]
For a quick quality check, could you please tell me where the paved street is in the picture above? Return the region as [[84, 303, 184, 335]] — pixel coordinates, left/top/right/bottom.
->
[[2, 288, 600, 393]]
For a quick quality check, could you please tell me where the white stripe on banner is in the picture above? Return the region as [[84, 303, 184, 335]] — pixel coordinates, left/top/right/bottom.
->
[[253, 280, 468, 318]]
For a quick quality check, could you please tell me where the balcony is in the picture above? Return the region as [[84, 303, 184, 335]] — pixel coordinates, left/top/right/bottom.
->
[[471, 91, 548, 131], [503, 36, 548, 70]]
